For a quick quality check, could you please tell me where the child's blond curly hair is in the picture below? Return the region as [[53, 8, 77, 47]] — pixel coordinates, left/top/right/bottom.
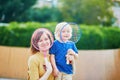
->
[[55, 22, 72, 41]]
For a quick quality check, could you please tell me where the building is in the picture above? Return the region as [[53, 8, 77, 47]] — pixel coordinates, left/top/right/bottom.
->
[[112, 0, 120, 27], [33, 0, 58, 8]]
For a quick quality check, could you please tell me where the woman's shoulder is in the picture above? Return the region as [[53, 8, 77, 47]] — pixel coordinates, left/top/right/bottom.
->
[[28, 53, 41, 63]]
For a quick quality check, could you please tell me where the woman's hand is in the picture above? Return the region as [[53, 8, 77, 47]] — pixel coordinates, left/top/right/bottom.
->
[[44, 58, 52, 74], [39, 58, 52, 80]]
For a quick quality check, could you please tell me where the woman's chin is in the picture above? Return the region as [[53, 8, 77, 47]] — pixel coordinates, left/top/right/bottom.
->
[[41, 47, 50, 51]]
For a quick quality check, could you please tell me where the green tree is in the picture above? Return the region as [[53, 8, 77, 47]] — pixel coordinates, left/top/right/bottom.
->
[[0, 0, 37, 22], [60, 0, 114, 26], [18, 7, 63, 22]]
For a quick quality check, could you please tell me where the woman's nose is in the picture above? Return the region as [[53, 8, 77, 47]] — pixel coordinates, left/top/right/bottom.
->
[[42, 40, 47, 44]]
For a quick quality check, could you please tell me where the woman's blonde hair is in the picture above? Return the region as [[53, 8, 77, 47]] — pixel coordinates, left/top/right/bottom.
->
[[54, 22, 68, 41]]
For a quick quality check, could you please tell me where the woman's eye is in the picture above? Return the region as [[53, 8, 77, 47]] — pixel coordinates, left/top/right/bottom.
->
[[39, 40, 42, 42], [45, 38, 48, 41]]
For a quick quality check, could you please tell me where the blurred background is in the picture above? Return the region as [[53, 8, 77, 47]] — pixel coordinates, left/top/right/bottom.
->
[[0, 0, 120, 49], [0, 0, 120, 80]]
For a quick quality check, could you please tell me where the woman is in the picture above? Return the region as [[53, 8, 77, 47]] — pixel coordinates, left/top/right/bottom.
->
[[28, 28, 54, 80]]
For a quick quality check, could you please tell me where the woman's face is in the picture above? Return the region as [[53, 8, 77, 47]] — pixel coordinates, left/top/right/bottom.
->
[[61, 25, 72, 42], [37, 32, 51, 51]]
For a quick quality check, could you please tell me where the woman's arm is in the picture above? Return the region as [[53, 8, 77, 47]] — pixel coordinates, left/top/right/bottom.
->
[[39, 58, 52, 80], [28, 57, 40, 80], [28, 56, 52, 80]]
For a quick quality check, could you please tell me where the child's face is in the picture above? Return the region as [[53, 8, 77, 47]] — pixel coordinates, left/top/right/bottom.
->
[[37, 32, 51, 51], [61, 25, 72, 42]]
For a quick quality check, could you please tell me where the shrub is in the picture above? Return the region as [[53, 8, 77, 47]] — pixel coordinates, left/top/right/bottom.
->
[[0, 22, 120, 50]]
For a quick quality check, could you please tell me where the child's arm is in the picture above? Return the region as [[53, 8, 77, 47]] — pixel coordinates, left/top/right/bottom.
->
[[50, 54, 59, 77], [66, 54, 76, 74]]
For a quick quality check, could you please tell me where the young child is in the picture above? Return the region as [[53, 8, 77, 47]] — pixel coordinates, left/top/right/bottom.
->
[[28, 28, 54, 80], [50, 22, 78, 80]]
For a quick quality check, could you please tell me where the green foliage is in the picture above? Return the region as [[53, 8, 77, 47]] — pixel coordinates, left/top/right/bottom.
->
[[76, 25, 120, 49], [0, 22, 120, 50], [101, 27, 120, 49], [76, 25, 106, 49], [60, 0, 114, 26], [0, 0, 37, 22], [18, 7, 63, 22]]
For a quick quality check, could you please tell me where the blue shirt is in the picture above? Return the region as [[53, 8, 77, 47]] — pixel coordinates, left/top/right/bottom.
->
[[50, 40, 78, 74]]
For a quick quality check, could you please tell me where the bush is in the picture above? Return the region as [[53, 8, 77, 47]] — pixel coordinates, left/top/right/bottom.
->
[[76, 25, 106, 50], [76, 25, 120, 50], [0, 22, 56, 47], [101, 27, 120, 49], [0, 22, 120, 50]]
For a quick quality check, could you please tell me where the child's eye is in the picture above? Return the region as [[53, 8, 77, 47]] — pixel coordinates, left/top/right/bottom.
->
[[62, 31, 65, 33], [67, 31, 70, 33]]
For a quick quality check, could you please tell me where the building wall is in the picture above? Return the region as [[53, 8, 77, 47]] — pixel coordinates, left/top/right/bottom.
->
[[33, 0, 58, 8], [112, 6, 120, 27], [0, 46, 120, 80]]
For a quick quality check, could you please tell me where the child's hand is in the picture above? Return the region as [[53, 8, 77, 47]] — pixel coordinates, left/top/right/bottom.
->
[[67, 49, 78, 59], [66, 54, 75, 64], [66, 49, 76, 64], [67, 49, 75, 55], [53, 68, 59, 77]]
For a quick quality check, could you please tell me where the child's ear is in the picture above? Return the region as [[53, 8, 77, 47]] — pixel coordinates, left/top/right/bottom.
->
[[57, 34, 60, 38], [58, 33, 60, 36]]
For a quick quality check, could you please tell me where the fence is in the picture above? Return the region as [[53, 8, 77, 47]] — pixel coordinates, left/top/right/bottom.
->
[[0, 46, 120, 80]]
